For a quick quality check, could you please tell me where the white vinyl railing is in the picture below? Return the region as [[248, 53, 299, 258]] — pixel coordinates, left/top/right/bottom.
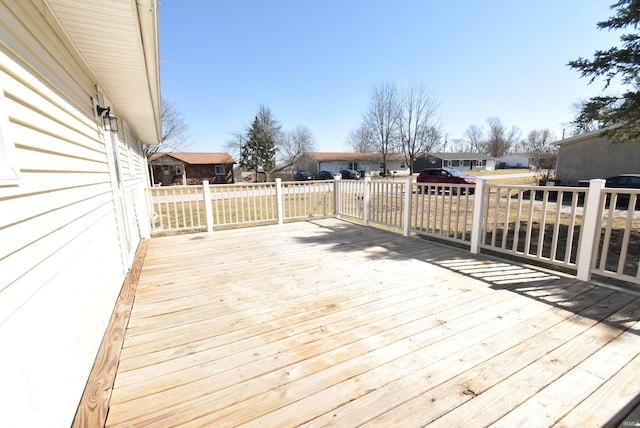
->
[[147, 180, 336, 233], [478, 184, 587, 269], [146, 177, 640, 286], [591, 187, 640, 284]]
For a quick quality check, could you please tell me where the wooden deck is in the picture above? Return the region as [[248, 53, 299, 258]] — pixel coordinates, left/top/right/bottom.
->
[[91, 219, 640, 427]]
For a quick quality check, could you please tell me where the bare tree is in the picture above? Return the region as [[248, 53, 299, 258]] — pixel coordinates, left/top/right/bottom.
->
[[464, 125, 485, 153], [521, 129, 557, 179], [224, 131, 246, 166], [363, 80, 400, 174], [345, 125, 375, 152], [277, 125, 315, 171], [448, 137, 468, 152], [485, 117, 521, 157], [398, 82, 442, 173], [145, 98, 191, 157]]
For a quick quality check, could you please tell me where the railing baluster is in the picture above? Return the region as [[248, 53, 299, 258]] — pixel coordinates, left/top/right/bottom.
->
[[550, 190, 563, 262], [536, 190, 548, 258]]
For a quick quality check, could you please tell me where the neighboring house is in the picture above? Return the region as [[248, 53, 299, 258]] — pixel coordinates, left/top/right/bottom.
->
[[499, 152, 556, 169], [554, 129, 640, 186], [149, 152, 236, 185], [299, 152, 411, 176], [499, 153, 534, 168], [414, 153, 496, 172], [0, 1, 161, 427]]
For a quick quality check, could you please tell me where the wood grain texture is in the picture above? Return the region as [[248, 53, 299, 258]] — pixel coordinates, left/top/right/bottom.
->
[[79, 219, 640, 428], [71, 239, 149, 428]]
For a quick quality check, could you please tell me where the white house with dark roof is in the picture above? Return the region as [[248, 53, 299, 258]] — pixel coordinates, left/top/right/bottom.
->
[[414, 153, 496, 172]]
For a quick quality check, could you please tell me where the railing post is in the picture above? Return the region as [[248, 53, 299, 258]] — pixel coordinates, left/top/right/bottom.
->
[[576, 179, 605, 281], [363, 176, 371, 226], [276, 178, 284, 225], [202, 180, 213, 232], [403, 177, 413, 237], [470, 179, 485, 254], [334, 177, 341, 219]]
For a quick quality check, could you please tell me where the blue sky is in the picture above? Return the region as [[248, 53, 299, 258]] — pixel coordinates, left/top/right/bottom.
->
[[159, 1, 623, 153]]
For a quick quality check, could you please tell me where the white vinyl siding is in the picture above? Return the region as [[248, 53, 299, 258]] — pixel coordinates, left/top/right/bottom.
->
[[0, 1, 150, 426], [0, 76, 20, 185]]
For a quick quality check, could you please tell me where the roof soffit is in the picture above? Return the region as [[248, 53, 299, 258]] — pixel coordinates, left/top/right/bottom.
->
[[44, 0, 161, 145]]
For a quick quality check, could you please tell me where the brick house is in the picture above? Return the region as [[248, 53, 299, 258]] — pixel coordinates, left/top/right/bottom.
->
[[149, 152, 236, 185]]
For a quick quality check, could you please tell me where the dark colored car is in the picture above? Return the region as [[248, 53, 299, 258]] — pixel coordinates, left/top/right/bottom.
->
[[605, 174, 640, 208], [315, 170, 342, 180], [293, 171, 314, 181], [605, 174, 640, 189], [417, 168, 476, 194], [339, 169, 360, 180]]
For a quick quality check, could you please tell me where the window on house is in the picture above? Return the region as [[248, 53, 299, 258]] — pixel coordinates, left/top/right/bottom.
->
[[379, 162, 384, 169], [400, 162, 406, 169], [447, 160, 453, 167], [0, 79, 20, 186], [215, 165, 225, 175], [348, 162, 358, 170]]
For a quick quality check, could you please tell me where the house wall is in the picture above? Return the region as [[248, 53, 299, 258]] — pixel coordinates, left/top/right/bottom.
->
[[556, 134, 640, 185], [415, 156, 495, 172], [318, 161, 349, 172], [317, 160, 410, 176], [151, 161, 234, 185], [150, 157, 183, 185], [0, 1, 149, 426], [185, 164, 234, 184], [500, 154, 531, 168], [377, 160, 410, 176]]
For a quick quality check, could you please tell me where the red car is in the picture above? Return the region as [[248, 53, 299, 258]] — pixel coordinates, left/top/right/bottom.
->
[[417, 168, 476, 194]]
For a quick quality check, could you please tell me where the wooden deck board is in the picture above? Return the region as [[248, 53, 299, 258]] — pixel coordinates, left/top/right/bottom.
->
[[100, 218, 640, 427]]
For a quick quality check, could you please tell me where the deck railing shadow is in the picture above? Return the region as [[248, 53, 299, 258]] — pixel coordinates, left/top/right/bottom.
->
[[295, 220, 640, 338]]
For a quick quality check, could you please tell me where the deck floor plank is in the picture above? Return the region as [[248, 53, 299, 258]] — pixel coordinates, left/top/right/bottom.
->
[[101, 219, 640, 427]]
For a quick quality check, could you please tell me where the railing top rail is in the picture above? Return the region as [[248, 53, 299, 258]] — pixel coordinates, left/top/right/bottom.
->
[[485, 183, 581, 190]]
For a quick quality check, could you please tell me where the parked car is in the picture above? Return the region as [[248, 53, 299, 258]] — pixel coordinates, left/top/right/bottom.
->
[[605, 174, 640, 208], [293, 171, 314, 181], [605, 174, 640, 189], [416, 168, 476, 194], [339, 169, 360, 180], [575, 175, 640, 208], [315, 170, 342, 180]]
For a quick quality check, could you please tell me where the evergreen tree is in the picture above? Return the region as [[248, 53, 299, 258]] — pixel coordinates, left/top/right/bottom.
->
[[568, 0, 640, 142], [239, 106, 280, 181]]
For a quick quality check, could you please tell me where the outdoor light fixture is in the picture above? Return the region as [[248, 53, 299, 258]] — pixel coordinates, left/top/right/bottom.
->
[[103, 113, 119, 133], [96, 104, 119, 133], [96, 105, 110, 117]]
